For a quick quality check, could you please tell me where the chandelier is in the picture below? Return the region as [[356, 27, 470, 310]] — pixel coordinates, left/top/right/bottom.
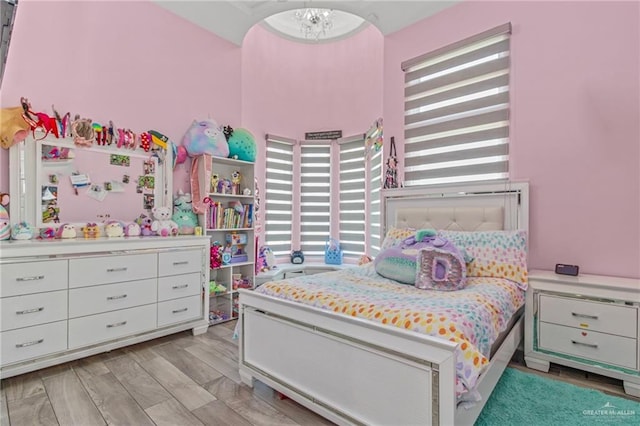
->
[[294, 8, 334, 40]]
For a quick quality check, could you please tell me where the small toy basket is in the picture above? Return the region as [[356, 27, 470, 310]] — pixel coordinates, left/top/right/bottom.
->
[[324, 238, 343, 265]]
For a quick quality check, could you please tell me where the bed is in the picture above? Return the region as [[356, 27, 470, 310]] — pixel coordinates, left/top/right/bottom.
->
[[238, 181, 529, 425]]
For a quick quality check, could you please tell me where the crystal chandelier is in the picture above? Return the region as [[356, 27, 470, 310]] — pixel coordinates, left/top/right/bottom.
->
[[294, 8, 334, 40]]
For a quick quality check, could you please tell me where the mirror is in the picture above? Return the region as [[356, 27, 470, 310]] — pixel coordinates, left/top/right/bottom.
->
[[10, 136, 172, 232]]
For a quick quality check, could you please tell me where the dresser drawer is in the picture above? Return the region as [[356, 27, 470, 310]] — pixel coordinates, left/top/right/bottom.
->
[[68, 304, 157, 349], [539, 294, 637, 338], [1, 290, 68, 332], [69, 253, 157, 288], [0, 260, 68, 297], [1, 320, 67, 366], [539, 322, 637, 369], [157, 295, 202, 327], [157, 273, 201, 302], [68, 279, 157, 318], [158, 249, 202, 277]]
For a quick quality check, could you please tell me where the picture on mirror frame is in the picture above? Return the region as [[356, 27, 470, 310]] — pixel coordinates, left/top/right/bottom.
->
[[138, 175, 155, 190], [42, 200, 60, 224], [143, 160, 155, 175], [110, 154, 130, 167], [143, 194, 155, 210], [123, 174, 130, 184]]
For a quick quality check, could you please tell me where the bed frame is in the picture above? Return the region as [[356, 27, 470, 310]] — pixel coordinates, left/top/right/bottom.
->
[[239, 181, 529, 425]]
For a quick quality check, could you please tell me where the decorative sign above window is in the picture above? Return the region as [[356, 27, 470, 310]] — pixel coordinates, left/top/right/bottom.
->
[[305, 130, 342, 140]]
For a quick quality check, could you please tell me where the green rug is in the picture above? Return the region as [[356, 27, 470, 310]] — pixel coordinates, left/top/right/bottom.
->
[[475, 368, 640, 425]]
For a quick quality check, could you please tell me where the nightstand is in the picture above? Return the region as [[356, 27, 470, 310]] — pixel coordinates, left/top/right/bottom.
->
[[525, 270, 640, 397]]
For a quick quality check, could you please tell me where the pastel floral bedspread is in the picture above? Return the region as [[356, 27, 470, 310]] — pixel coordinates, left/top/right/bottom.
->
[[255, 265, 525, 395]]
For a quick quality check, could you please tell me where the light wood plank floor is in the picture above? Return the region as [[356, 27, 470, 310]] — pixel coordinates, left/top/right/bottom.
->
[[1, 320, 637, 426]]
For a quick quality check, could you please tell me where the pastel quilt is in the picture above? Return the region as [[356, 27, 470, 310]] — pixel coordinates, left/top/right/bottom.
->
[[255, 265, 525, 395]]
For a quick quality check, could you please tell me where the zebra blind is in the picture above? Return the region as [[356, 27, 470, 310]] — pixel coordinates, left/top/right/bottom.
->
[[368, 146, 383, 256], [264, 135, 294, 256], [300, 143, 331, 256], [339, 136, 366, 257], [402, 23, 511, 187]]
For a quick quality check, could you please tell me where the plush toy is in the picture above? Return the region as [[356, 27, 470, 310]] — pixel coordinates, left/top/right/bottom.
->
[[134, 214, 154, 236], [124, 221, 141, 237], [56, 223, 77, 239], [82, 223, 100, 238], [210, 243, 222, 269], [226, 128, 257, 162], [374, 229, 466, 288], [181, 119, 229, 158], [11, 222, 35, 240], [39, 227, 56, 239], [172, 191, 198, 235], [151, 206, 179, 237], [290, 250, 304, 264], [259, 246, 276, 271], [105, 221, 125, 237]]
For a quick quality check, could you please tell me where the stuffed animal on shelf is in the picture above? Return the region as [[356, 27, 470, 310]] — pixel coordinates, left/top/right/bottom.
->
[[172, 191, 198, 235], [226, 128, 257, 162], [181, 118, 229, 158], [151, 206, 179, 237], [210, 243, 222, 269], [105, 221, 125, 237], [124, 221, 141, 237], [57, 223, 77, 239], [11, 222, 35, 240]]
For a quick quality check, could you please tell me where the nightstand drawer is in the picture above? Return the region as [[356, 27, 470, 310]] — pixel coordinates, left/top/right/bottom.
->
[[0, 260, 68, 297], [539, 322, 637, 369], [539, 294, 637, 338], [1, 290, 68, 332], [69, 253, 157, 288]]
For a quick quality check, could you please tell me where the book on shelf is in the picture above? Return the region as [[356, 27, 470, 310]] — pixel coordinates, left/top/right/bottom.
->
[[207, 202, 253, 230]]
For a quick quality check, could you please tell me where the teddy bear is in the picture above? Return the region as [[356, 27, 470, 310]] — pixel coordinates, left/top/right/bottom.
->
[[151, 206, 179, 237]]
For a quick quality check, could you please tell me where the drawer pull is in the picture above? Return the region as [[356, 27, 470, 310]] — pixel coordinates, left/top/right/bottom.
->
[[106, 294, 128, 301], [16, 307, 45, 315], [571, 312, 598, 320], [16, 275, 45, 282], [15, 339, 44, 348], [106, 321, 127, 328], [172, 307, 188, 314], [173, 261, 189, 266], [571, 340, 598, 349], [106, 267, 128, 273], [172, 284, 189, 290]]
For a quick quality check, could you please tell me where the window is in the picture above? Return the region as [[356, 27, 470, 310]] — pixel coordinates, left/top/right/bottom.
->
[[264, 135, 294, 256], [300, 143, 331, 256], [368, 145, 383, 256], [402, 23, 511, 187], [264, 134, 382, 261], [339, 136, 366, 256]]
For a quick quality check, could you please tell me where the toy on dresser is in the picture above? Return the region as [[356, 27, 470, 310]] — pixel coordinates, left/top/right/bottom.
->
[[135, 214, 154, 236], [57, 223, 77, 239], [11, 222, 35, 240], [82, 223, 100, 238], [172, 191, 198, 235], [124, 221, 141, 236], [105, 221, 124, 237], [151, 206, 179, 237]]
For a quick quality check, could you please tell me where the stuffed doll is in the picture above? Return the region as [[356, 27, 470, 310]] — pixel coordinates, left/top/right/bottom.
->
[[151, 206, 179, 237], [226, 128, 257, 162], [0, 204, 10, 240], [134, 214, 154, 236], [11, 222, 35, 240], [105, 221, 125, 237], [124, 221, 141, 237], [56, 223, 77, 239]]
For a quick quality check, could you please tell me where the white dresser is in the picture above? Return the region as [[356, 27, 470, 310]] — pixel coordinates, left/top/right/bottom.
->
[[0, 236, 210, 378], [524, 270, 640, 397]]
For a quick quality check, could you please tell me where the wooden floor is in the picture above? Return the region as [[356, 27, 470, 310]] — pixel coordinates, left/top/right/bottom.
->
[[1, 320, 637, 426]]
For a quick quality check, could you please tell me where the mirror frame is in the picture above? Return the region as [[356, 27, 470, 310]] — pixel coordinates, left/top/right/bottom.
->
[[9, 135, 173, 231]]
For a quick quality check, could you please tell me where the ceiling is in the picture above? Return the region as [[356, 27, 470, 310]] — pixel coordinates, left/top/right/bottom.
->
[[153, 1, 459, 45]]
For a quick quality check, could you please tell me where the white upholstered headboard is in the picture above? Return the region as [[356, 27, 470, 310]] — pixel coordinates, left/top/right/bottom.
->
[[383, 181, 529, 234]]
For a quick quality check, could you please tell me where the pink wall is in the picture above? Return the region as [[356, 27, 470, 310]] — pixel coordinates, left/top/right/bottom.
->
[[0, 0, 242, 196], [384, 1, 640, 278], [241, 24, 384, 244]]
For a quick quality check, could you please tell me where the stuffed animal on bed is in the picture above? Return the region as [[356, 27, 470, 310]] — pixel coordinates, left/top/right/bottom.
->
[[181, 119, 229, 158], [374, 229, 467, 290]]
